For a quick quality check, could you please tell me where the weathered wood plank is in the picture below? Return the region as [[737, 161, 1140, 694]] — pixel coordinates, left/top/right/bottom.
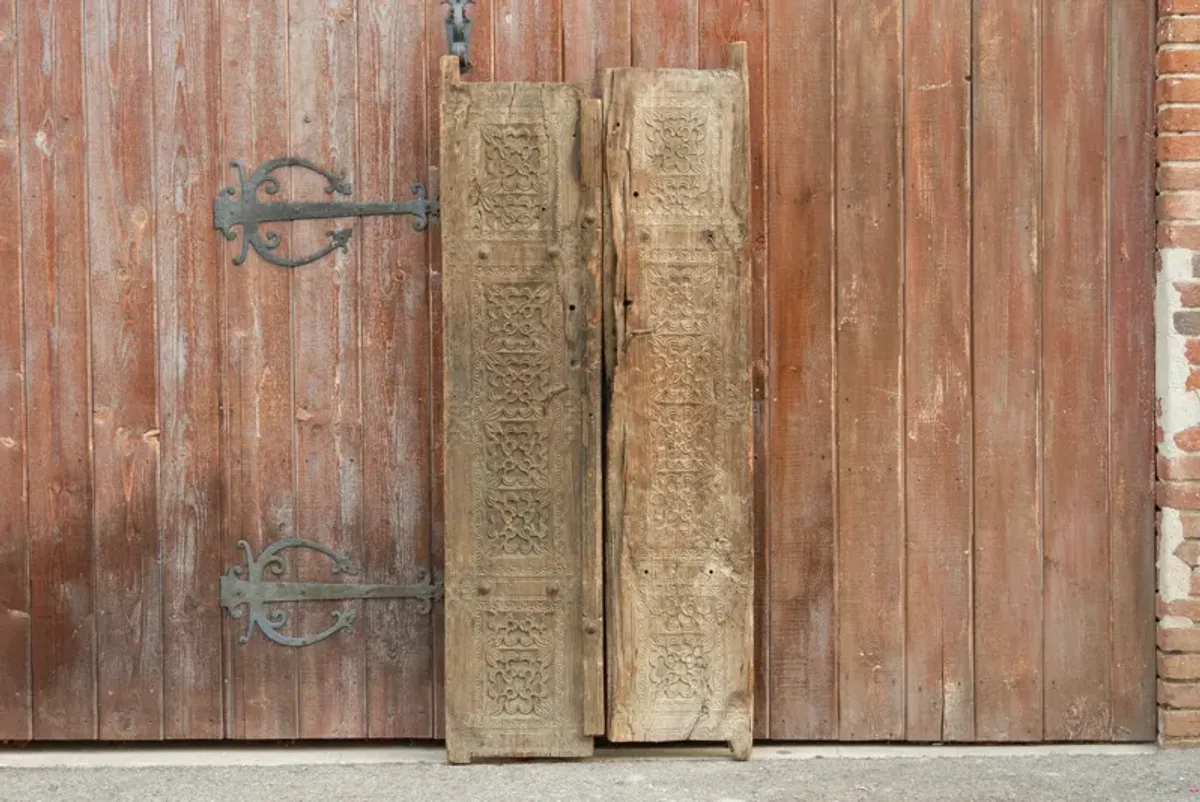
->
[[1107, 0, 1156, 742], [289, 0, 366, 739], [441, 56, 598, 762], [700, 0, 767, 741], [426, 0, 495, 740], [358, 0, 435, 739], [84, 0, 163, 740], [153, 0, 224, 740], [19, 0, 95, 740], [562, 0, 630, 94], [835, 0, 905, 741], [604, 46, 753, 757], [971, 0, 1043, 742], [494, 0, 561, 82], [764, 0, 837, 741], [0, 0, 30, 742], [1042, 0, 1112, 741], [632, 0, 696, 68], [219, 0, 298, 740], [903, 0, 973, 742]]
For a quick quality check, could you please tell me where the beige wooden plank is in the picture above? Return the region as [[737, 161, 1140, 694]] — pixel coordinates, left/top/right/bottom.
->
[[604, 44, 754, 759], [440, 56, 599, 763]]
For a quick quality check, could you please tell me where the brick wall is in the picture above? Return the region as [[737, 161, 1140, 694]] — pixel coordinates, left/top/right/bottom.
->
[[1159, 0, 1200, 747]]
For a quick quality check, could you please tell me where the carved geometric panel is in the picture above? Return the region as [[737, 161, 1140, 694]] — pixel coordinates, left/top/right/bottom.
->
[[441, 56, 601, 762], [604, 46, 754, 758]]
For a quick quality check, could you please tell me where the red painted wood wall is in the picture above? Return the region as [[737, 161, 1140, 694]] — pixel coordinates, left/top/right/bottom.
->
[[0, 0, 1156, 741]]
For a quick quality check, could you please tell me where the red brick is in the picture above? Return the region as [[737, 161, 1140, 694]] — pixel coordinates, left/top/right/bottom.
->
[[1178, 282, 1200, 308], [1160, 106, 1200, 133], [1162, 16, 1200, 44], [1160, 134, 1200, 161], [1159, 222, 1200, 248], [1161, 163, 1200, 191], [1163, 0, 1200, 12], [1160, 626, 1200, 652], [1187, 340, 1200, 364], [1160, 193, 1200, 221], [1160, 455, 1200, 479], [1160, 76, 1200, 104], [1179, 540, 1200, 567], [1159, 679, 1200, 708], [1186, 512, 1200, 539], [1161, 652, 1200, 680], [1161, 597, 1200, 621], [1162, 710, 1200, 738], [1160, 47, 1200, 75]]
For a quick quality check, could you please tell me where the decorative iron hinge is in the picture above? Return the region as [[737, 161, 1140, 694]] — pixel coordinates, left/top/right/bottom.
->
[[221, 538, 443, 648], [213, 157, 439, 269], [444, 0, 473, 72]]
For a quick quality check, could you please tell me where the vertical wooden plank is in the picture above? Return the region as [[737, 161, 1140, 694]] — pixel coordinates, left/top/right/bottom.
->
[[441, 56, 597, 762], [1108, 0, 1156, 742], [562, 0, 630, 93], [836, 0, 905, 741], [604, 48, 754, 757], [972, 0, 1043, 742], [632, 0, 696, 68], [579, 98, 605, 737], [19, 0, 94, 741], [289, 0, 365, 739], [700, 0, 768, 742], [153, 0, 224, 740], [1042, 0, 1112, 741], [903, 0, 974, 742], [765, 0, 837, 741], [358, 0, 434, 739], [219, 0, 298, 740], [427, 0, 496, 739], [493, 0, 561, 82], [0, 0, 30, 742], [84, 0, 163, 740]]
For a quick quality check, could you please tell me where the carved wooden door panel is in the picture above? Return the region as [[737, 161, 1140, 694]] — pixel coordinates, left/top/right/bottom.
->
[[439, 57, 603, 763], [603, 46, 755, 759]]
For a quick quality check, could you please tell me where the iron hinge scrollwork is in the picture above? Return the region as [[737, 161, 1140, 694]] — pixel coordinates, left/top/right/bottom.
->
[[213, 157, 439, 269], [220, 538, 443, 648], [444, 0, 473, 72]]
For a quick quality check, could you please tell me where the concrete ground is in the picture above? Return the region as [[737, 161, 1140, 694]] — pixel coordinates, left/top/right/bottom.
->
[[0, 745, 1196, 802]]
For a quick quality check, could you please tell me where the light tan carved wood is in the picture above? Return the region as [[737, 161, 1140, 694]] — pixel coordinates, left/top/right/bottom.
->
[[603, 44, 754, 759], [440, 56, 602, 763]]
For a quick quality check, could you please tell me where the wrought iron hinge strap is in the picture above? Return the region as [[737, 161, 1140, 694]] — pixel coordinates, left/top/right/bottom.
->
[[221, 538, 443, 648], [213, 157, 439, 269], [444, 0, 473, 72]]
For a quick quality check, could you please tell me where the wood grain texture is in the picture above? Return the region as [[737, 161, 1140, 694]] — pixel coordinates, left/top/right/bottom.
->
[[86, 0, 163, 740], [0, 0, 30, 742], [699, 0, 767, 742], [1042, 0, 1112, 741], [289, 0, 366, 739], [632, 0, 697, 68], [765, 0, 837, 741], [153, 0, 224, 740], [493, 0, 560, 81], [219, 0, 298, 740], [562, 0, 631, 93], [835, 0, 905, 741], [604, 47, 754, 757], [903, 0, 973, 743], [358, 0, 434, 739], [440, 56, 597, 762], [1107, 0, 1156, 743], [971, 0, 1043, 742]]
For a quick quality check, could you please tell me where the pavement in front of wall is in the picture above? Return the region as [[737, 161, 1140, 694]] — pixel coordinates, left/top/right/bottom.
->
[[0, 745, 1197, 802]]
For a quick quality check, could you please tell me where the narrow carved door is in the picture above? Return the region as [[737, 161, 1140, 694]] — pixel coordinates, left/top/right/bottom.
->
[[603, 46, 755, 759], [439, 57, 604, 762]]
